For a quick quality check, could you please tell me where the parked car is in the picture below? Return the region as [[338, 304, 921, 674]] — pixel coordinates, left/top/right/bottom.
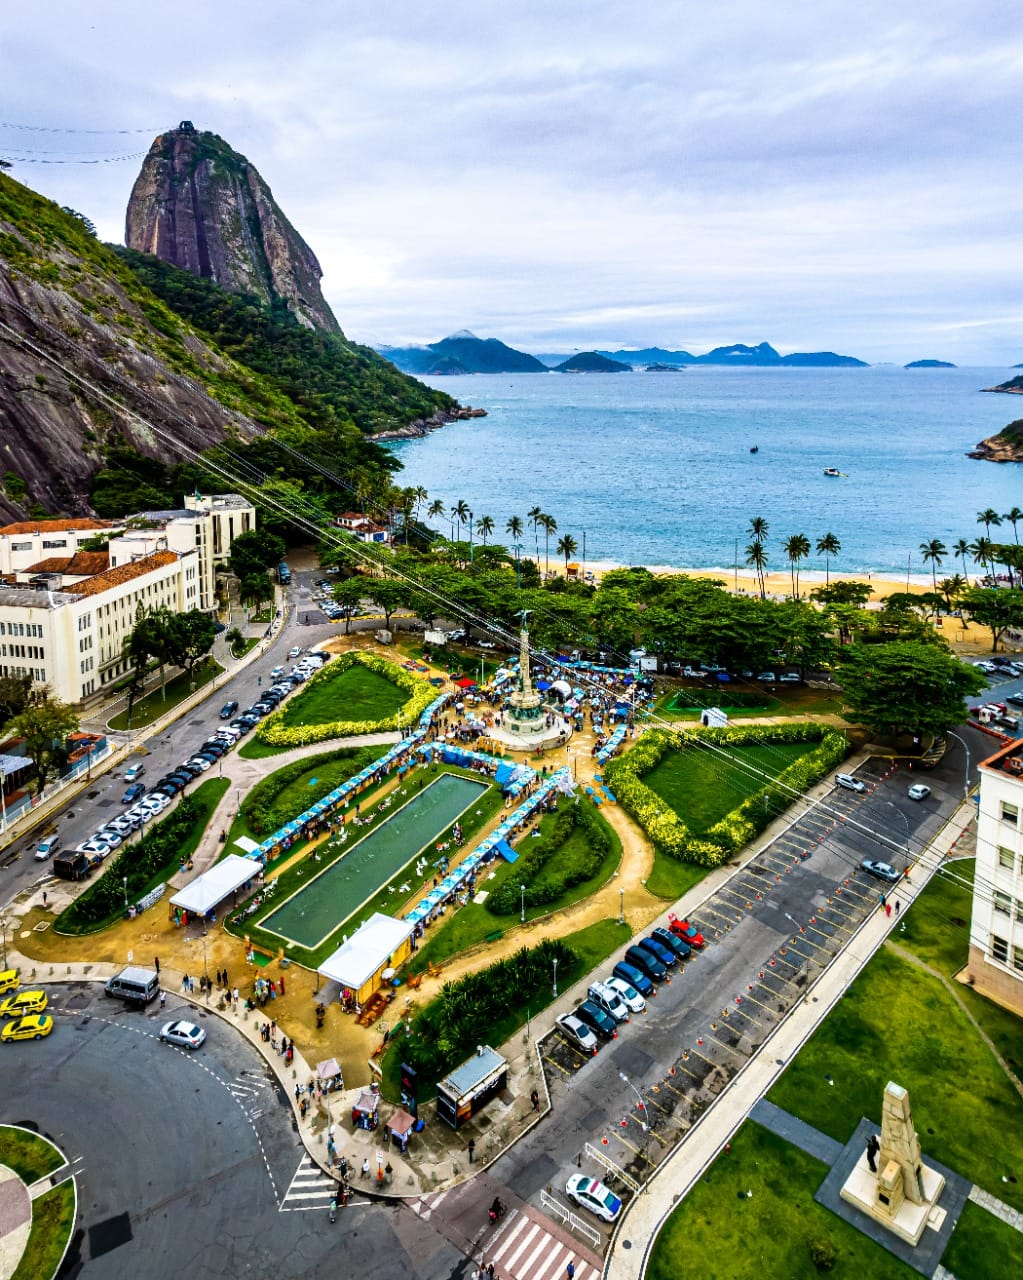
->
[[606, 975, 646, 1014], [907, 784, 931, 801], [124, 763, 146, 783], [668, 916, 706, 949], [122, 782, 146, 804], [565, 1174, 622, 1223], [574, 999, 619, 1041], [624, 945, 667, 983], [288, 646, 301, 659], [0, 990, 47, 1018], [556, 1013, 598, 1054], [651, 926, 691, 960], [270, 665, 285, 679], [835, 773, 866, 793], [1008, 694, 1023, 709], [229, 719, 253, 735], [778, 672, 801, 683], [757, 671, 776, 682], [1, 1014, 53, 1042], [640, 935, 678, 968], [860, 859, 901, 883], [587, 981, 630, 1023], [219, 700, 239, 720], [159, 1020, 207, 1050], [612, 960, 655, 997], [94, 828, 123, 848], [34, 834, 61, 862]]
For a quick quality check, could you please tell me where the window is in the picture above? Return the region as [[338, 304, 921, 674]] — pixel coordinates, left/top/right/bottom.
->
[[41, 539, 67, 550], [1003, 802, 1020, 826], [999, 846, 1016, 870], [1012, 947, 1023, 974], [992, 935, 1009, 963], [11, 541, 31, 551], [993, 890, 1012, 916]]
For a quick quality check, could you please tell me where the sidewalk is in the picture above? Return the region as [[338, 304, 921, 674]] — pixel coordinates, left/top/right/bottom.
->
[[604, 798, 976, 1280]]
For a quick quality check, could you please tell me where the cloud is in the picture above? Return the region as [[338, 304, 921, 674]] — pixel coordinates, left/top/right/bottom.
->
[[2, 0, 1021, 361]]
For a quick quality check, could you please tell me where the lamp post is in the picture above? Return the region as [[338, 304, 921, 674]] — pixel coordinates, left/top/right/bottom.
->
[[552, 957, 558, 998], [0, 916, 7, 969], [887, 802, 910, 870], [122, 876, 129, 913], [618, 1071, 648, 1131], [520, 884, 527, 923], [512, 544, 524, 590], [946, 730, 972, 801], [618, 887, 625, 927]]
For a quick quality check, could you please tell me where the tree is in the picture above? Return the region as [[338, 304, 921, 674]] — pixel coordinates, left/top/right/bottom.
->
[[919, 538, 947, 592], [164, 610, 218, 684], [783, 533, 810, 597], [557, 533, 579, 569], [528, 506, 544, 564], [505, 515, 524, 543], [937, 574, 968, 613], [978, 508, 1003, 540], [451, 499, 471, 544], [744, 540, 768, 599], [229, 529, 286, 580], [539, 513, 558, 576], [815, 532, 841, 585], [840, 642, 985, 739], [476, 514, 495, 546], [332, 578, 367, 633], [810, 580, 873, 607], [953, 538, 972, 584], [10, 697, 80, 791], [970, 536, 994, 578], [960, 587, 1023, 652], [368, 578, 413, 630], [0, 673, 33, 729], [427, 498, 446, 524], [240, 571, 274, 616]]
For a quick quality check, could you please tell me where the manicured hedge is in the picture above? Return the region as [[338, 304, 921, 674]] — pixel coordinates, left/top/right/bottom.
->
[[255, 651, 435, 747], [487, 802, 613, 914], [242, 745, 379, 835], [606, 723, 848, 867]]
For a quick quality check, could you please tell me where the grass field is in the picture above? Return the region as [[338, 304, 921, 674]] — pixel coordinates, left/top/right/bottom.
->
[[108, 658, 221, 730], [0, 1125, 63, 1183], [940, 1199, 1023, 1276], [278, 663, 409, 729], [648, 1122, 918, 1280], [408, 800, 623, 970], [12, 1181, 75, 1280], [644, 741, 815, 833], [644, 853, 711, 901]]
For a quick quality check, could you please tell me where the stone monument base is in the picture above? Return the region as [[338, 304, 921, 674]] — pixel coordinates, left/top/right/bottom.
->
[[840, 1152, 947, 1246], [486, 715, 572, 754]]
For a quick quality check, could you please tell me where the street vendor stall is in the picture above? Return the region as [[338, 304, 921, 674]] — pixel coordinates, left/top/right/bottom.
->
[[352, 1089, 379, 1132], [387, 1107, 416, 1154]]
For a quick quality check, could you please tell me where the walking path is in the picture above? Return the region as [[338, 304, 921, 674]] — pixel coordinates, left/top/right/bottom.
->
[[748, 1098, 843, 1164]]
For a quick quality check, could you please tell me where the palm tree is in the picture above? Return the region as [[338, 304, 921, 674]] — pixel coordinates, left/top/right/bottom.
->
[[971, 536, 993, 578], [745, 516, 768, 597], [938, 573, 967, 613], [427, 497, 445, 522], [783, 534, 810, 598], [978, 508, 1002, 538], [953, 537, 972, 583], [506, 515, 524, 542], [528, 506, 543, 564], [476, 514, 495, 546], [744, 541, 768, 598], [557, 533, 579, 569], [451, 499, 470, 544], [815, 532, 841, 586], [919, 538, 947, 592], [539, 513, 558, 576], [1003, 507, 1023, 585], [747, 515, 769, 544]]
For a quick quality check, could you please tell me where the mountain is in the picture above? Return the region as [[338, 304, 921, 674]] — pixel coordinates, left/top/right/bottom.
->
[[377, 331, 547, 375], [125, 121, 340, 334], [0, 170, 456, 522], [597, 346, 696, 366], [555, 351, 632, 373], [983, 375, 1023, 394], [586, 342, 866, 367], [968, 419, 1023, 463], [905, 359, 955, 369]]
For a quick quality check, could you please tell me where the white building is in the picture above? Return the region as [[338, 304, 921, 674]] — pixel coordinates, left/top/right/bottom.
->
[[966, 737, 1023, 1015], [0, 495, 256, 706], [0, 517, 115, 576]]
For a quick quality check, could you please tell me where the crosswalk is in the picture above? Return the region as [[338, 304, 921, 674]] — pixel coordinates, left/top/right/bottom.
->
[[279, 1155, 341, 1212], [487, 1210, 600, 1280]]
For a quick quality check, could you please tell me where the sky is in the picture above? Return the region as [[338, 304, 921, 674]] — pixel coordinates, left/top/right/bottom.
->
[[3, 1, 1022, 363]]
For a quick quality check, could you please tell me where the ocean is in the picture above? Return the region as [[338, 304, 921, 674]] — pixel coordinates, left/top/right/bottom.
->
[[386, 366, 1022, 575]]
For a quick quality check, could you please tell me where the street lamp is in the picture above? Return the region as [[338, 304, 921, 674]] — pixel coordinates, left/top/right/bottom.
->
[[552, 957, 558, 998], [122, 876, 129, 912], [887, 802, 910, 870], [618, 1071, 648, 1131], [618, 887, 625, 927], [946, 730, 972, 801], [520, 884, 527, 923], [0, 916, 8, 969]]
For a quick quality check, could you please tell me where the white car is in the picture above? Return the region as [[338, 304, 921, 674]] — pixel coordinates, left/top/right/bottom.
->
[[94, 828, 124, 849], [907, 784, 931, 801], [565, 1174, 622, 1223], [606, 975, 646, 1014], [187, 756, 213, 772], [145, 793, 171, 812], [835, 773, 866, 793], [270, 665, 285, 679], [288, 646, 301, 659], [34, 836, 61, 862], [159, 1020, 207, 1050], [77, 837, 112, 858]]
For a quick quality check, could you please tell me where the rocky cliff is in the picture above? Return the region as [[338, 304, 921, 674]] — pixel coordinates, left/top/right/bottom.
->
[[968, 419, 1023, 463], [125, 122, 340, 335]]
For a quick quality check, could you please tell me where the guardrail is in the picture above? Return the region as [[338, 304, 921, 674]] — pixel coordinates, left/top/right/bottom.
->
[[539, 1190, 601, 1250]]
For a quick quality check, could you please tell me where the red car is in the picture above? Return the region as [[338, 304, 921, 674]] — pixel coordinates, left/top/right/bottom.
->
[[668, 915, 705, 949]]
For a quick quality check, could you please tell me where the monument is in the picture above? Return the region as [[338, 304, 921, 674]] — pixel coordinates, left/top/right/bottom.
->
[[840, 1081, 947, 1245], [486, 611, 571, 753]]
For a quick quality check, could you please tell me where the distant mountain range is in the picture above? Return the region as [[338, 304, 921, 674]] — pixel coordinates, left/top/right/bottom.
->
[[376, 333, 868, 373]]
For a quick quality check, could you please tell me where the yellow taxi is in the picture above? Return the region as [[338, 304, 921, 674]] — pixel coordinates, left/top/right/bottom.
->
[[0, 990, 48, 1018], [1, 1014, 53, 1042], [0, 970, 19, 995]]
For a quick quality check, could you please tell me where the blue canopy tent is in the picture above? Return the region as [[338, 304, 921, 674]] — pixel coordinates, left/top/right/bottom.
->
[[495, 839, 518, 863]]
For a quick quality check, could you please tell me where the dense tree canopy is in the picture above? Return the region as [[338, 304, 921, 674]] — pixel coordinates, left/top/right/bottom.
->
[[839, 642, 985, 738]]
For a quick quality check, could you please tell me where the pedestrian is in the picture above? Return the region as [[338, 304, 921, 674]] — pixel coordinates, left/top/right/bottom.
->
[[154, 956, 160, 974], [232, 987, 239, 1004], [182, 974, 190, 993], [487, 1265, 495, 1280], [279, 974, 285, 997], [223, 972, 229, 988], [159, 991, 167, 1008], [885, 903, 892, 918], [530, 1089, 540, 1111], [468, 1139, 476, 1164], [362, 1157, 370, 1178], [566, 1262, 575, 1279], [879, 892, 886, 908], [895, 900, 901, 916]]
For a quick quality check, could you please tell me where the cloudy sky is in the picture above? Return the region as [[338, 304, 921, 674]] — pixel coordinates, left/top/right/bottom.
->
[[3, 1, 1021, 362]]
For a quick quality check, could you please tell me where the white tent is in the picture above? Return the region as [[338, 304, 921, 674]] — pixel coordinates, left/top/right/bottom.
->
[[170, 854, 260, 915], [317, 913, 413, 991], [234, 835, 261, 854]]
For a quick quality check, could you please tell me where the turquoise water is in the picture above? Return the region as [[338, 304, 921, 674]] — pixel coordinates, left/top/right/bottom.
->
[[262, 773, 489, 950], [388, 366, 1022, 574]]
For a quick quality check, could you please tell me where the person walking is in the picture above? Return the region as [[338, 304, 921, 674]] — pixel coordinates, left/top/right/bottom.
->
[[159, 991, 167, 1008], [468, 1139, 476, 1164], [895, 900, 901, 916], [154, 956, 160, 974], [565, 1261, 575, 1279]]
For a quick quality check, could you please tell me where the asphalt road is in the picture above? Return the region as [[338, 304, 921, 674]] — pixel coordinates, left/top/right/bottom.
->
[[0, 981, 470, 1280]]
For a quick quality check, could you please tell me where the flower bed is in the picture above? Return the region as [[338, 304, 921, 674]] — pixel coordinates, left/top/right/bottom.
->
[[255, 651, 435, 747], [606, 723, 848, 867]]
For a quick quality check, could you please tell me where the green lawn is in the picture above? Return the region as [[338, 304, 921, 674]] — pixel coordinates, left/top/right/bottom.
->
[[12, 1180, 75, 1280], [0, 1125, 63, 1182], [940, 1198, 1023, 1277], [644, 852, 711, 901], [238, 735, 288, 760], [767, 943, 1023, 1211], [408, 801, 622, 971], [659, 688, 781, 719], [645, 742, 815, 833], [278, 663, 409, 729], [648, 1122, 918, 1280], [108, 657, 221, 730]]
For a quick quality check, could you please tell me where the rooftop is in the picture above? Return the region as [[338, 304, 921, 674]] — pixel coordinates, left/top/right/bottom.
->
[[0, 588, 77, 609], [981, 738, 1023, 781], [23, 551, 110, 577], [72, 550, 180, 598], [0, 517, 111, 537]]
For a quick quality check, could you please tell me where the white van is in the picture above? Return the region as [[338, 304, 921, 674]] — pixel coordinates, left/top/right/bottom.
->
[[105, 966, 160, 1005]]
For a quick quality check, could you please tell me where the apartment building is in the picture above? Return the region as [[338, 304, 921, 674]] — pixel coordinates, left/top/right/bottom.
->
[[0, 517, 114, 576], [966, 737, 1023, 1015]]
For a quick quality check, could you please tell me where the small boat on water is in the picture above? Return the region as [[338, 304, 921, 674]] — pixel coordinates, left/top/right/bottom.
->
[[823, 466, 845, 477], [750, 445, 759, 453]]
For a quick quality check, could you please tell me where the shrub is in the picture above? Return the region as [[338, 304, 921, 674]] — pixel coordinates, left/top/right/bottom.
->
[[487, 802, 613, 914], [242, 745, 378, 834], [255, 651, 434, 747], [808, 1236, 838, 1271], [606, 723, 848, 867]]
